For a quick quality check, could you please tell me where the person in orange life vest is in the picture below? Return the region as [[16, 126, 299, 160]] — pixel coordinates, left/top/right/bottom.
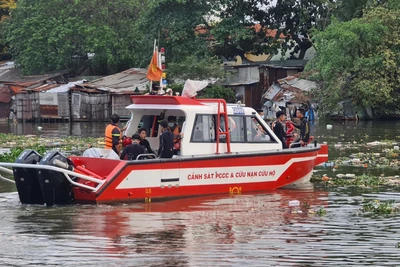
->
[[158, 120, 174, 158], [105, 114, 124, 155], [167, 116, 182, 154], [120, 134, 146, 160]]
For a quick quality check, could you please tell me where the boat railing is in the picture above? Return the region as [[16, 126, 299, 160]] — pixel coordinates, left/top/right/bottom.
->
[[197, 99, 231, 154], [135, 153, 157, 160], [0, 162, 106, 192]]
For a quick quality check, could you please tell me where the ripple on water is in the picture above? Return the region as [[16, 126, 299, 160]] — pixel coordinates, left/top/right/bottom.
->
[[0, 188, 400, 266]]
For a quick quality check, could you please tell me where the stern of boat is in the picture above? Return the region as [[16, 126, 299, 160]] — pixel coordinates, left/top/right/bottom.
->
[[315, 143, 328, 166]]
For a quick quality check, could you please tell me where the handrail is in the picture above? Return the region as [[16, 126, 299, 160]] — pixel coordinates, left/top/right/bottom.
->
[[0, 166, 13, 175], [0, 162, 106, 192], [197, 99, 231, 154], [135, 153, 157, 160]]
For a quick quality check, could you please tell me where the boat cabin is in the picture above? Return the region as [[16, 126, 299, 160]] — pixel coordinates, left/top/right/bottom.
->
[[124, 95, 282, 156]]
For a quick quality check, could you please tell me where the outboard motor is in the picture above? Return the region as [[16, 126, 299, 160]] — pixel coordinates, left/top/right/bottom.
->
[[38, 151, 75, 206], [13, 149, 44, 204]]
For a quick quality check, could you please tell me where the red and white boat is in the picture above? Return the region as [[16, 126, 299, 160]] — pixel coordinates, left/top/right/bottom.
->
[[0, 94, 328, 206]]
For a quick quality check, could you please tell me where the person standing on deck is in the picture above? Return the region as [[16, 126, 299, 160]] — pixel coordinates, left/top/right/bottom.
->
[[105, 114, 125, 155], [158, 120, 174, 158], [291, 108, 310, 148], [271, 111, 288, 149], [167, 116, 182, 155]]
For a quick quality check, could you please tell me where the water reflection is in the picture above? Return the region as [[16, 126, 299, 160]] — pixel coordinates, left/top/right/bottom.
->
[[1, 120, 400, 266]]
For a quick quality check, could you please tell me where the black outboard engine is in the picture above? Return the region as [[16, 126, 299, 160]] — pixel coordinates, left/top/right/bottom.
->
[[13, 149, 44, 204], [38, 151, 75, 206]]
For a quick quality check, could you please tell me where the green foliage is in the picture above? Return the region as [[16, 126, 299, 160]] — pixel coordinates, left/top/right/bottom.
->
[[132, 0, 211, 67], [361, 199, 399, 215], [6, 0, 148, 75], [0, 146, 46, 162], [198, 85, 235, 103], [209, 0, 331, 60], [315, 207, 327, 216], [307, 6, 400, 116], [167, 55, 225, 81]]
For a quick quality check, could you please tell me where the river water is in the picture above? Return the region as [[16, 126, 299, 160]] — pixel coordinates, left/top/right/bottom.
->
[[1, 120, 400, 266]]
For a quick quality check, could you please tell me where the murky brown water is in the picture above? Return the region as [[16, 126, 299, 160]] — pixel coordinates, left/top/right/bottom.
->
[[1, 120, 400, 266]]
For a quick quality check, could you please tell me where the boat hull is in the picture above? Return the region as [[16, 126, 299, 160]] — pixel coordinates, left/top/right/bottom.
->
[[71, 144, 328, 204]]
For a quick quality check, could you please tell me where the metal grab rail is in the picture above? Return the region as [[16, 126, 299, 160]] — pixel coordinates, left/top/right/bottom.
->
[[135, 153, 157, 160], [0, 162, 106, 192], [197, 99, 231, 154]]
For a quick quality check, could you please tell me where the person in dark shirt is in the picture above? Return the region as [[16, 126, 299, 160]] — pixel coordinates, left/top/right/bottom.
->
[[120, 134, 146, 160], [291, 108, 310, 148], [158, 120, 174, 158], [138, 128, 154, 154], [272, 111, 288, 149]]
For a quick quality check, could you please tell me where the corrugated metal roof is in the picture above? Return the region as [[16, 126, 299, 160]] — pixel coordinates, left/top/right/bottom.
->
[[263, 74, 315, 103], [259, 60, 308, 69], [91, 68, 149, 93]]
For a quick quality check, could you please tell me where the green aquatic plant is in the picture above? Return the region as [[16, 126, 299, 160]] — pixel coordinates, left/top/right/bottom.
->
[[314, 174, 386, 188], [315, 207, 327, 216], [0, 134, 103, 162], [361, 199, 399, 215]]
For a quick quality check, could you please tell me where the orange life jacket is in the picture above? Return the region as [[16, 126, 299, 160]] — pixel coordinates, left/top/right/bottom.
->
[[105, 124, 121, 149], [172, 125, 181, 143]]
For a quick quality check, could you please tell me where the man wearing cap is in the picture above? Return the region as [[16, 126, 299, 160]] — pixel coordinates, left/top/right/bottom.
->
[[272, 111, 288, 149], [120, 134, 146, 160]]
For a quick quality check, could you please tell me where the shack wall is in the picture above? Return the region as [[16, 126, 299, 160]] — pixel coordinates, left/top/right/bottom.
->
[[111, 94, 135, 118], [16, 92, 40, 121], [71, 92, 109, 121]]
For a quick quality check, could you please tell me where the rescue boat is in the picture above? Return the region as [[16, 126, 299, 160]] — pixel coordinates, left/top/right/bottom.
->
[[0, 94, 328, 206]]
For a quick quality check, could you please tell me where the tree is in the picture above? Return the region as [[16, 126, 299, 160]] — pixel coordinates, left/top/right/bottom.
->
[[198, 85, 235, 102], [167, 55, 225, 81], [6, 0, 149, 75], [306, 5, 400, 116], [208, 0, 332, 60], [132, 0, 223, 81], [0, 0, 16, 60]]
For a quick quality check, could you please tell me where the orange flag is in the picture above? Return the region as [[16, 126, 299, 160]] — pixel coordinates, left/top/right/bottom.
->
[[147, 51, 163, 81]]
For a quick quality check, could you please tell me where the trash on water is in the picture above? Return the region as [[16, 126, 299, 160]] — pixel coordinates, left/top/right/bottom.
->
[[319, 162, 335, 167], [367, 141, 383, 146], [289, 200, 300, 207], [326, 124, 333, 130], [394, 146, 399, 150]]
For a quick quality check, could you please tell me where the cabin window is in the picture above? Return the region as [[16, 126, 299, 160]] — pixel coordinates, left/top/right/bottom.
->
[[226, 116, 245, 142], [191, 115, 215, 142], [245, 116, 277, 143]]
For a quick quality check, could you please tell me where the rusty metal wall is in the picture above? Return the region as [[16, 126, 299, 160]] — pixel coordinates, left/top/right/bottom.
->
[[16, 92, 40, 121]]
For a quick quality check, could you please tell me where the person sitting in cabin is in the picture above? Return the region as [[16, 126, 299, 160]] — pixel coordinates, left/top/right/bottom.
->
[[105, 114, 123, 155], [120, 134, 146, 160], [158, 120, 174, 158], [167, 116, 182, 154], [138, 127, 154, 155], [271, 111, 288, 149], [291, 108, 310, 148]]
